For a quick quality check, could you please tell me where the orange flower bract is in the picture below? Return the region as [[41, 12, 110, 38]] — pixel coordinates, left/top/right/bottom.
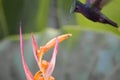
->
[[20, 27, 72, 80]]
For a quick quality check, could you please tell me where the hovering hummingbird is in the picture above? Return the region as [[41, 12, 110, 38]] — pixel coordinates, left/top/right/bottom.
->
[[71, 0, 118, 28]]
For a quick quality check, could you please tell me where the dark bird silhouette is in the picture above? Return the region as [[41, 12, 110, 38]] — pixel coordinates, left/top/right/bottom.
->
[[72, 0, 118, 27]]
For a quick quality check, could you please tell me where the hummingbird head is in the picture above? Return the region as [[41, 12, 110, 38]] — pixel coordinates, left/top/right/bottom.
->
[[74, 0, 84, 12], [68, 0, 84, 18]]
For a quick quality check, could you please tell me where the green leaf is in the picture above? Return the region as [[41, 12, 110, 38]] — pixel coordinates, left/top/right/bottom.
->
[[0, 0, 8, 38], [36, 0, 51, 31], [62, 25, 120, 37]]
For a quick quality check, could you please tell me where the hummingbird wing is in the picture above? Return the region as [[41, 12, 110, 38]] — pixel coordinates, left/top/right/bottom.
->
[[70, 0, 76, 14], [86, 0, 111, 10]]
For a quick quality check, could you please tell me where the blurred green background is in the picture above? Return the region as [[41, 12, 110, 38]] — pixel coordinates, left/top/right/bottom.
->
[[0, 0, 120, 80]]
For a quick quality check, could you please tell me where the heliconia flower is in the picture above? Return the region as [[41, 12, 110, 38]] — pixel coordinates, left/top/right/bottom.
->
[[20, 27, 72, 80]]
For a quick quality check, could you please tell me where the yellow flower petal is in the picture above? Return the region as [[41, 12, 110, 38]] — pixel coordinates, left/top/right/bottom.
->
[[44, 34, 72, 53]]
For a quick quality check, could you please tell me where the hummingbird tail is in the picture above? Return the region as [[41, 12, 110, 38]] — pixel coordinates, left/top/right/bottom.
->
[[105, 19, 118, 28]]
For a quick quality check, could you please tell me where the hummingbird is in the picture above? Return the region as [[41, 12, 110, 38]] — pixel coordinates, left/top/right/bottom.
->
[[71, 0, 118, 28]]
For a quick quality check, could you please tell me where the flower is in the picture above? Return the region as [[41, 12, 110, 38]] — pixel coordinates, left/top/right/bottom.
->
[[20, 27, 72, 80]]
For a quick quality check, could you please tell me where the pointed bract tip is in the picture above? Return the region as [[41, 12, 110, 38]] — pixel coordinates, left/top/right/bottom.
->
[[45, 37, 58, 78], [66, 33, 72, 37], [20, 27, 23, 54], [31, 33, 39, 63], [20, 27, 34, 80]]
